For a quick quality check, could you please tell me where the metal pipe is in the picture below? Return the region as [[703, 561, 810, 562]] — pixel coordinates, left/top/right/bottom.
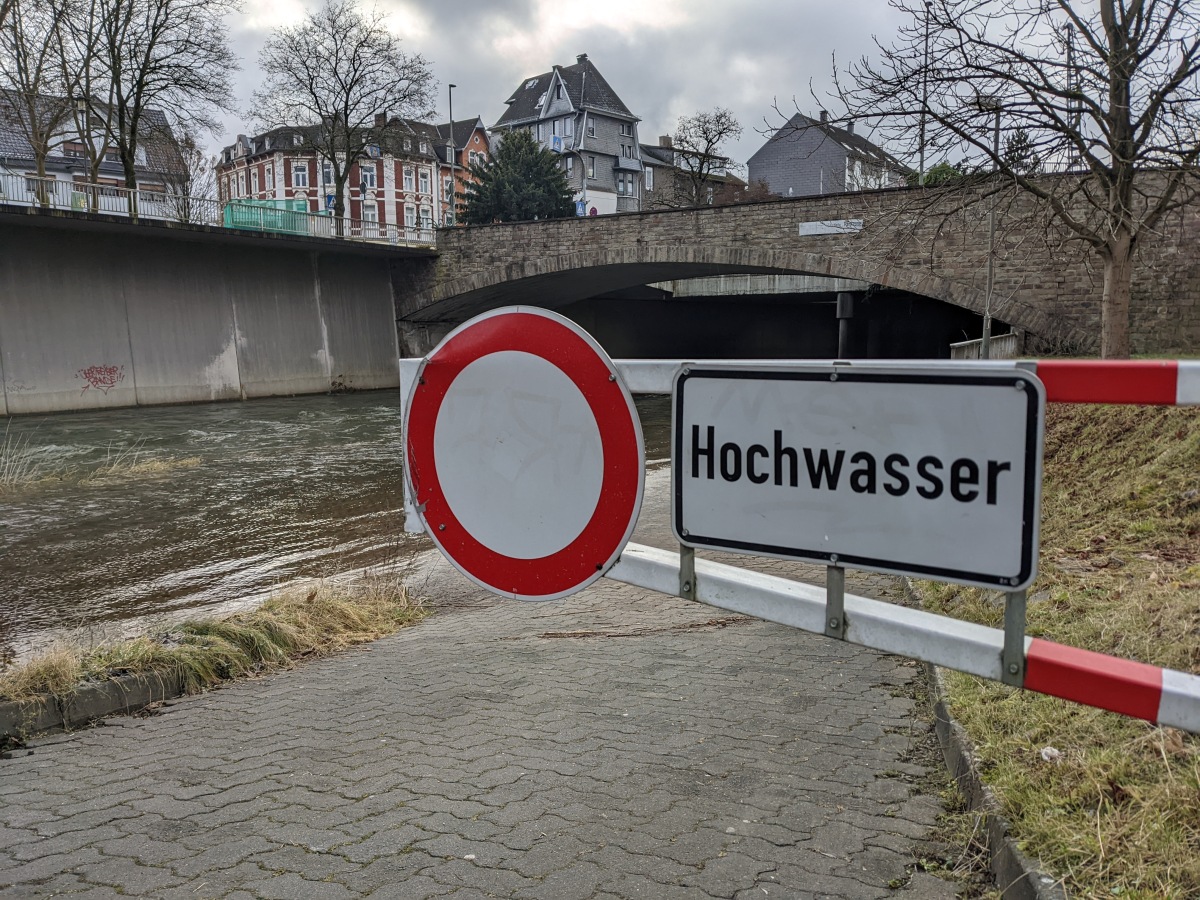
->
[[981, 106, 1000, 360], [447, 84, 456, 226]]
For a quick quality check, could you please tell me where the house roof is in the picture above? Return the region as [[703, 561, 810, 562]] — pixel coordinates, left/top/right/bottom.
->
[[221, 117, 443, 166], [751, 113, 909, 173], [494, 55, 636, 128], [0, 93, 183, 178], [436, 118, 485, 150]]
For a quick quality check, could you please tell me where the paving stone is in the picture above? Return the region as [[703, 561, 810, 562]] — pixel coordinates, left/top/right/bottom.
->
[[0, 471, 960, 898]]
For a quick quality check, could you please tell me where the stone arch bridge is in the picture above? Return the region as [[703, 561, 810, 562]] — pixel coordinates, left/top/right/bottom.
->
[[391, 182, 1200, 357]]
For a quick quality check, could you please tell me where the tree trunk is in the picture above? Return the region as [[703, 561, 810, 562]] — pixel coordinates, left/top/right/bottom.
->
[[1100, 230, 1133, 359]]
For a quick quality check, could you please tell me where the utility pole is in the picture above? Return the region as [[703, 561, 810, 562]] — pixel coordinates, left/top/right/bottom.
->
[[981, 103, 1000, 360], [447, 84, 456, 226], [919, 1, 932, 185]]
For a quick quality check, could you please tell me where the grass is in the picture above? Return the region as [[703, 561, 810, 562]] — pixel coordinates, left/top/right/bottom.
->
[[916, 404, 1200, 898], [0, 575, 426, 704], [0, 426, 201, 493]]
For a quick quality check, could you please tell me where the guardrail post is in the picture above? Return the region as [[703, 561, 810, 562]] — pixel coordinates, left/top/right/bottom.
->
[[824, 563, 846, 639], [1001, 589, 1027, 687], [679, 545, 696, 601]]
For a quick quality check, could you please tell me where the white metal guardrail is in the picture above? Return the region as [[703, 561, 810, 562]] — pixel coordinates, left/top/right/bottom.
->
[[0, 173, 436, 248], [399, 355, 1200, 733]]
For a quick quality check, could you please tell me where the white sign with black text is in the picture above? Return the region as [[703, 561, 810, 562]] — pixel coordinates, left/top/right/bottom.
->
[[672, 366, 1045, 590]]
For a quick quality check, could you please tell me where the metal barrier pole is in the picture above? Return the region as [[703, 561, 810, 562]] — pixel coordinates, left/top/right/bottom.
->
[[1002, 589, 1027, 686], [825, 563, 846, 639], [679, 545, 696, 601]]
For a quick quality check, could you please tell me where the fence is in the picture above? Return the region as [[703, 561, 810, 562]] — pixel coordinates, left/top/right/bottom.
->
[[399, 354, 1200, 733], [0, 173, 435, 248]]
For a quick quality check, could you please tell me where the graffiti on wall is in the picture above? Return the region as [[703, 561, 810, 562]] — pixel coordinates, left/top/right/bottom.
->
[[76, 364, 126, 394]]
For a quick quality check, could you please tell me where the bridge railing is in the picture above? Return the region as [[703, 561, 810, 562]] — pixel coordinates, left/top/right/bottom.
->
[[0, 173, 436, 248]]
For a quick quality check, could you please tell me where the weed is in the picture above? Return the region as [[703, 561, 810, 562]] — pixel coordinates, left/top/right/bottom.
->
[[916, 404, 1200, 898], [0, 577, 426, 702]]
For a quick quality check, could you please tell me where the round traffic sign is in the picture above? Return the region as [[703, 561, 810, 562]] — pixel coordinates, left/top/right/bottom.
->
[[404, 307, 644, 600]]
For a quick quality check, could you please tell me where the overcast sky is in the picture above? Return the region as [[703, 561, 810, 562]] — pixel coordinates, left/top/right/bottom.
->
[[220, 0, 911, 168]]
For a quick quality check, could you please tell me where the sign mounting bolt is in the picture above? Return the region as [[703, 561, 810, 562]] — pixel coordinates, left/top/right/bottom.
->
[[1008, 663, 1020, 675], [829, 553, 839, 563], [830, 372, 839, 382], [608, 374, 616, 382], [438, 524, 445, 531], [829, 618, 840, 630], [1014, 381, 1025, 390]]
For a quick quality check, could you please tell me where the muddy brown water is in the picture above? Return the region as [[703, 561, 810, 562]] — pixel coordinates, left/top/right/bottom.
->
[[0, 391, 673, 665]]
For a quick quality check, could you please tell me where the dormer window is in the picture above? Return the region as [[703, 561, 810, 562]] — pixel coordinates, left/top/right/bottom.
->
[[419, 140, 427, 154], [525, 78, 538, 89], [293, 134, 303, 147], [536, 92, 547, 107], [555, 84, 564, 100]]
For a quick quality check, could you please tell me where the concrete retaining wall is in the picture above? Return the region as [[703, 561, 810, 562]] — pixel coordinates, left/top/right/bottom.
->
[[0, 224, 400, 415]]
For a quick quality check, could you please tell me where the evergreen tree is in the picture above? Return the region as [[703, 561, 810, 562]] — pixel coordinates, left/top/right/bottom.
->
[[461, 129, 574, 224]]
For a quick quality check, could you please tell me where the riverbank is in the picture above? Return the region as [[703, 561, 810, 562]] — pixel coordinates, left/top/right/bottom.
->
[[1, 574, 424, 742], [917, 403, 1200, 897]]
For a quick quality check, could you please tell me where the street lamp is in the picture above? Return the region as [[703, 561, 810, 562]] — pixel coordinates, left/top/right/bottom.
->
[[918, 1, 932, 185], [447, 83, 456, 226], [976, 95, 1002, 359]]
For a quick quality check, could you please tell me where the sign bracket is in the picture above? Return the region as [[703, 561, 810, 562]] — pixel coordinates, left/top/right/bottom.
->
[[824, 564, 846, 639], [679, 544, 695, 601], [1001, 590, 1027, 687]]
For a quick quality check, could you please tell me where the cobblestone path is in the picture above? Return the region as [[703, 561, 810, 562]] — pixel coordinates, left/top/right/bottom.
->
[[1, 472, 960, 899]]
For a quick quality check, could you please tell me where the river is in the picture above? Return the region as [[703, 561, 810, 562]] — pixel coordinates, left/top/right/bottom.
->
[[0, 390, 673, 665]]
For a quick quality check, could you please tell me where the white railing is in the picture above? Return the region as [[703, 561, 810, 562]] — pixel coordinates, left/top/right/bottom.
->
[[0, 173, 435, 248]]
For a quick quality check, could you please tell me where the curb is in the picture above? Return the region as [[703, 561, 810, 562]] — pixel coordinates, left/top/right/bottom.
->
[[924, 662, 1067, 900], [0, 671, 182, 747]]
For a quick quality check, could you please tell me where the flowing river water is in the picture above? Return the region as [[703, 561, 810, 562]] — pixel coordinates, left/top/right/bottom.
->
[[0, 391, 674, 666]]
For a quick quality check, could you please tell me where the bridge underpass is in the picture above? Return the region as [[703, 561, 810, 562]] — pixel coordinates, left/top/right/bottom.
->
[[556, 274, 1005, 360]]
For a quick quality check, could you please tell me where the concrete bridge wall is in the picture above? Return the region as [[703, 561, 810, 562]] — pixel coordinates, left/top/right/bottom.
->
[[398, 179, 1200, 356], [0, 221, 400, 416]]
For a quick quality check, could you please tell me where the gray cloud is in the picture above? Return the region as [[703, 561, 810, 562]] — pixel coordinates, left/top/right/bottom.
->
[[213, 0, 908, 166]]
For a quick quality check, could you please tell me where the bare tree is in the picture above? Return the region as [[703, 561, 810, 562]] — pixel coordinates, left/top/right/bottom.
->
[[94, 0, 238, 196], [0, 0, 73, 192], [161, 125, 214, 223], [0, 1, 15, 36], [251, 0, 435, 226], [840, 0, 1200, 358], [667, 107, 743, 206], [55, 0, 117, 194]]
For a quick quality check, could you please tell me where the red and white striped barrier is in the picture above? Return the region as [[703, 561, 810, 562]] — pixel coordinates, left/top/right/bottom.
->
[[612, 358, 1200, 406]]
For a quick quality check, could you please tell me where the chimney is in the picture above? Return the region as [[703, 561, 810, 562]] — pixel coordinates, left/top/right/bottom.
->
[[374, 112, 387, 128], [576, 53, 588, 64], [819, 110, 828, 124], [846, 120, 854, 134], [659, 135, 672, 147]]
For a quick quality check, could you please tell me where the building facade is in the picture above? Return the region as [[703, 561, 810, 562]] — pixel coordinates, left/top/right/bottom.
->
[[437, 117, 491, 224], [494, 54, 643, 216], [639, 136, 753, 210], [0, 96, 185, 215], [749, 112, 908, 199], [218, 115, 490, 233]]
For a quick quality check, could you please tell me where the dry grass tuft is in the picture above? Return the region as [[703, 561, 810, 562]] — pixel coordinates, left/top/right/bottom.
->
[[0, 576, 426, 703], [918, 404, 1200, 899]]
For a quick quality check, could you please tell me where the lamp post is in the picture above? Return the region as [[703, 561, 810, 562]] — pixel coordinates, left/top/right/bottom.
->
[[919, 1, 932, 185], [447, 83, 456, 226], [977, 96, 1001, 359]]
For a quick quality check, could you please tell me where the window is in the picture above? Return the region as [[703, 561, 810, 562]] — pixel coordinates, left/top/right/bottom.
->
[[418, 168, 430, 194], [292, 162, 308, 188], [251, 169, 259, 194], [552, 119, 562, 137], [565, 156, 574, 174], [419, 206, 432, 229], [404, 204, 416, 228], [322, 161, 333, 185], [443, 177, 453, 201], [403, 138, 411, 152], [564, 117, 573, 137], [617, 172, 636, 196], [525, 78, 539, 89], [586, 117, 595, 137], [622, 144, 635, 158], [361, 165, 377, 189], [536, 92, 547, 108], [362, 203, 378, 223], [587, 155, 595, 178], [620, 122, 633, 136], [293, 134, 303, 147], [644, 166, 653, 191], [419, 140, 427, 154], [403, 167, 414, 191], [238, 172, 246, 195], [555, 84, 564, 100], [265, 164, 274, 190], [537, 122, 546, 141]]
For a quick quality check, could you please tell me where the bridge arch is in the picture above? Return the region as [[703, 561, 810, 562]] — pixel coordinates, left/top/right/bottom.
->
[[406, 243, 1052, 338]]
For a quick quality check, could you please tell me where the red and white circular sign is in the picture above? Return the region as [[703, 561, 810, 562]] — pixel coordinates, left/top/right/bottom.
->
[[404, 307, 644, 601]]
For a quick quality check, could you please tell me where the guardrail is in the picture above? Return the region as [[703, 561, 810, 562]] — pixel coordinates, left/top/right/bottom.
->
[[0, 173, 435, 248], [398, 355, 1200, 732]]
